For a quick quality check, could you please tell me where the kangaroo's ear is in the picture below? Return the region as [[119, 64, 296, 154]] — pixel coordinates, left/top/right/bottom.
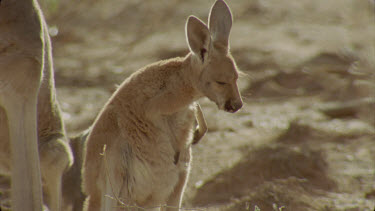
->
[[208, 0, 232, 47], [186, 16, 211, 63]]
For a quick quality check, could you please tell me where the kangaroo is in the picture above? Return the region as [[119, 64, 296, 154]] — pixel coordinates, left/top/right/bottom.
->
[[82, 0, 242, 210], [62, 111, 204, 211], [0, 0, 73, 210], [62, 130, 90, 211]]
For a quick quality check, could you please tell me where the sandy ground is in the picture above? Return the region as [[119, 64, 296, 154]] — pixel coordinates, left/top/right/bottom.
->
[[2, 0, 375, 210], [52, 0, 375, 210]]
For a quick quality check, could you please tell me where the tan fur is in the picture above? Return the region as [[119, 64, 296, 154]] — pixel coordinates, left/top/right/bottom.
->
[[62, 131, 89, 211], [82, 0, 242, 210], [0, 0, 73, 210], [192, 103, 207, 145]]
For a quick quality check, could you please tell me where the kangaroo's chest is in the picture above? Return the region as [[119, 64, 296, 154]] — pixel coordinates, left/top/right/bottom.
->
[[163, 106, 196, 147], [126, 106, 196, 205]]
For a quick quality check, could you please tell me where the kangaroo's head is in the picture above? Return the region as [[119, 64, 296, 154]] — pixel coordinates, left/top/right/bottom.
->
[[186, 0, 243, 113]]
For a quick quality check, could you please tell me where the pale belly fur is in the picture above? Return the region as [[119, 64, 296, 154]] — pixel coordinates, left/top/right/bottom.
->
[[101, 106, 195, 208]]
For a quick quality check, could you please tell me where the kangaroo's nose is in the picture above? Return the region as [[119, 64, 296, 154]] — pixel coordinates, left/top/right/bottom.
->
[[224, 100, 243, 113]]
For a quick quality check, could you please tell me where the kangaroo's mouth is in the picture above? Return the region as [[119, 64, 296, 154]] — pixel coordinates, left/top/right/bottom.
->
[[223, 100, 243, 113], [213, 100, 240, 113], [224, 107, 238, 113]]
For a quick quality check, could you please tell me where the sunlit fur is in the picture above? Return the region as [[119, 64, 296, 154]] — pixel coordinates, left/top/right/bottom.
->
[[0, 0, 73, 210]]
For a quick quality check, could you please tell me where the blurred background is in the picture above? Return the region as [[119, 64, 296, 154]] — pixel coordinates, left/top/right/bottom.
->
[[40, 0, 374, 210]]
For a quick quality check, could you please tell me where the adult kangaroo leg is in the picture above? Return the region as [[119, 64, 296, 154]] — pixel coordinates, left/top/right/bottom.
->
[[0, 60, 43, 211], [0, 0, 46, 210]]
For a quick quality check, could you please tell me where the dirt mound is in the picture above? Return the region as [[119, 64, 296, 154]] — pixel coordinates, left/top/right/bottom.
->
[[223, 177, 326, 211], [192, 144, 335, 208]]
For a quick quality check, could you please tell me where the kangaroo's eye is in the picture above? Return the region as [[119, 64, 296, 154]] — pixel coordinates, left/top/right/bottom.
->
[[216, 81, 227, 85]]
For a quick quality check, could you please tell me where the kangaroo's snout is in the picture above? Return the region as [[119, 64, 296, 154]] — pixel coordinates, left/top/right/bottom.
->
[[224, 100, 243, 113]]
